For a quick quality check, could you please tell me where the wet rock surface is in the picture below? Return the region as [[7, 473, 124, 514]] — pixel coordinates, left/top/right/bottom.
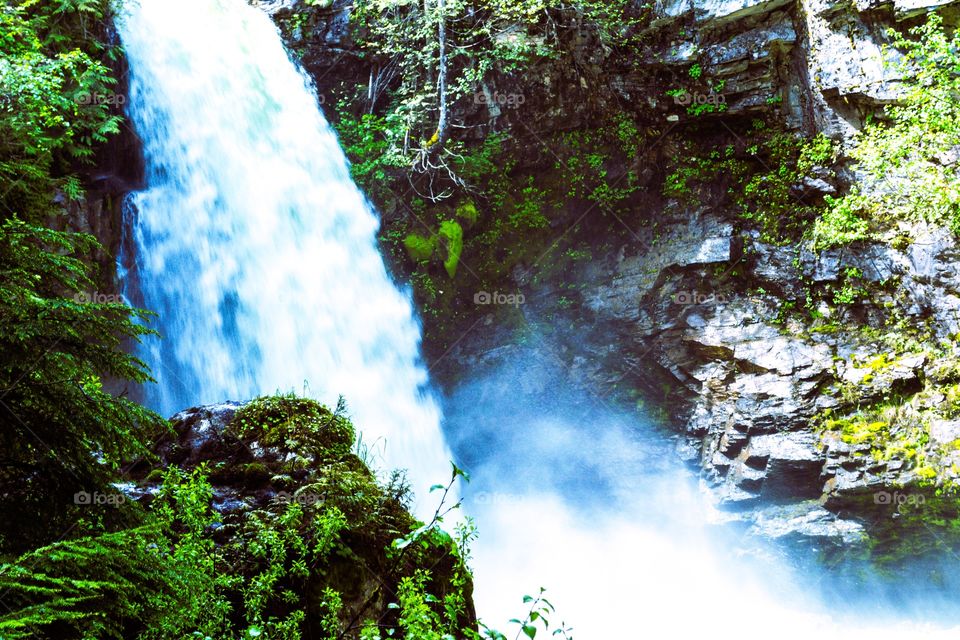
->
[[435, 210, 960, 548]]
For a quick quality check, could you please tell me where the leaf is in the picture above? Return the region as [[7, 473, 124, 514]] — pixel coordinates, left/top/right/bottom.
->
[[451, 462, 470, 482], [522, 624, 537, 639]]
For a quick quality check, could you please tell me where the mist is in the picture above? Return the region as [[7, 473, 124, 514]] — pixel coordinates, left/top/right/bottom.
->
[[442, 346, 960, 639]]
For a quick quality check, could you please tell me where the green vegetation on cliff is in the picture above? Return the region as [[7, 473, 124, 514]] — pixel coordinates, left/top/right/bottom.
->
[[0, 394, 573, 639], [815, 15, 960, 245]]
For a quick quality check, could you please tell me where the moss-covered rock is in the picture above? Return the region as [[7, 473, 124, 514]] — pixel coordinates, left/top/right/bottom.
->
[[231, 394, 356, 458], [122, 397, 475, 639]]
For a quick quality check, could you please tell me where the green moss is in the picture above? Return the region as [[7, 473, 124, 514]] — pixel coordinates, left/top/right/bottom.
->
[[455, 200, 479, 226], [232, 394, 355, 458], [404, 233, 436, 262], [661, 128, 837, 244], [242, 462, 271, 485], [438, 220, 463, 278], [143, 469, 166, 483], [866, 494, 960, 568], [827, 16, 960, 240]]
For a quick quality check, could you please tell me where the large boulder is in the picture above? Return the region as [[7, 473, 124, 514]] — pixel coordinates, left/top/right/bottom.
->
[[125, 397, 475, 638]]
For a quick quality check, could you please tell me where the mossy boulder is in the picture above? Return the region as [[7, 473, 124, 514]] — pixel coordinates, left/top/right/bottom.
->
[[231, 394, 356, 458], [123, 397, 475, 638]]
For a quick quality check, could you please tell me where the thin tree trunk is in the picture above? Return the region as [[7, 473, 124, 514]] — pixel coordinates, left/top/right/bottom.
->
[[434, 0, 450, 149]]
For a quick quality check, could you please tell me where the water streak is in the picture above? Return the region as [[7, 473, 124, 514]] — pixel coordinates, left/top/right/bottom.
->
[[118, 0, 452, 508]]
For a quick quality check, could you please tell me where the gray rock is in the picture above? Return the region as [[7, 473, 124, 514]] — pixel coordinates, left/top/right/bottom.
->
[[250, 0, 302, 15], [748, 503, 866, 545], [930, 420, 960, 445], [935, 145, 960, 166], [796, 176, 836, 195]]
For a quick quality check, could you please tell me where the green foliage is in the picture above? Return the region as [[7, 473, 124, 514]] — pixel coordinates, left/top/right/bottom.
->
[[662, 128, 836, 244], [317, 588, 343, 639], [508, 178, 549, 230], [0, 469, 230, 640], [0, 527, 187, 640], [553, 115, 645, 210], [739, 132, 834, 242], [0, 0, 123, 223], [819, 15, 960, 240], [338, 0, 651, 193], [0, 0, 161, 554], [232, 394, 356, 458], [333, 105, 409, 201], [0, 218, 163, 553], [813, 190, 871, 249], [236, 501, 347, 637]]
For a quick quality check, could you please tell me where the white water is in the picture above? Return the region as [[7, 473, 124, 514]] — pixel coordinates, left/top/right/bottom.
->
[[117, 0, 452, 508], [450, 372, 960, 640], [116, 0, 960, 638]]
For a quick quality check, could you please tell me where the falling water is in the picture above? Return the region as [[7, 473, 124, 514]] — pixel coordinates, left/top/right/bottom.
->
[[116, 0, 960, 638], [117, 0, 452, 507]]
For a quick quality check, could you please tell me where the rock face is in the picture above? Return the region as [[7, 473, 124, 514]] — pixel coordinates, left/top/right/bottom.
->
[[648, 0, 951, 137], [505, 211, 960, 545], [431, 210, 960, 550], [277, 0, 960, 139], [125, 399, 474, 637], [251, 0, 960, 552]]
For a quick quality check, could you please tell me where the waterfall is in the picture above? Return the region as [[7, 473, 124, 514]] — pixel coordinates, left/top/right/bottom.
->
[[115, 0, 960, 638], [116, 0, 452, 509]]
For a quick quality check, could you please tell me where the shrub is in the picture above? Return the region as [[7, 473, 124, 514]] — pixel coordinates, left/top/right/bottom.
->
[[232, 394, 357, 458]]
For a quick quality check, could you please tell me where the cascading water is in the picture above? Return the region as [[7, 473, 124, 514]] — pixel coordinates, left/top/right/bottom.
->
[[116, 0, 960, 638], [117, 0, 452, 507]]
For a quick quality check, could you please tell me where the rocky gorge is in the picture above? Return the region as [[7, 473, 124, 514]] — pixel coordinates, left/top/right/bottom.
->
[[11, 0, 960, 635], [244, 0, 960, 560]]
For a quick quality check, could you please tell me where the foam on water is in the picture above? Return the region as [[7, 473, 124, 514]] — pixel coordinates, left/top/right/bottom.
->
[[118, 0, 452, 508]]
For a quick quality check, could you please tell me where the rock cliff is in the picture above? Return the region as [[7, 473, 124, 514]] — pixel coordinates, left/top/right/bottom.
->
[[254, 0, 960, 556]]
